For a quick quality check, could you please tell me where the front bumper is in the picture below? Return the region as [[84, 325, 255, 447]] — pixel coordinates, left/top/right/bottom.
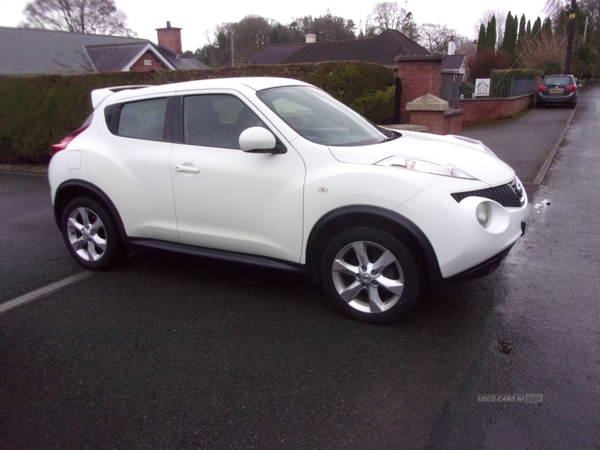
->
[[395, 177, 531, 280], [444, 242, 513, 283]]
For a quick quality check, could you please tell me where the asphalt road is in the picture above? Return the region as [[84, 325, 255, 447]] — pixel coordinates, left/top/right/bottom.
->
[[1, 88, 599, 449], [0, 173, 83, 303], [462, 105, 574, 199]]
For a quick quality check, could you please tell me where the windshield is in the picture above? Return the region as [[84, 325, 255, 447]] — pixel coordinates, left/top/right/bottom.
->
[[257, 86, 387, 146]]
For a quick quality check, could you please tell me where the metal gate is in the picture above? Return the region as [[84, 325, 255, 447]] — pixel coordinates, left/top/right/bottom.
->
[[441, 73, 461, 108]]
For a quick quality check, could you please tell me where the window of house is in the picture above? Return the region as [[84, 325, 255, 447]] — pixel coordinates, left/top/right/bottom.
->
[[183, 94, 265, 149]]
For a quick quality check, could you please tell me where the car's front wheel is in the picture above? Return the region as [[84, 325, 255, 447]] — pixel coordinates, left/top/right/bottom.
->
[[320, 227, 420, 323], [61, 197, 125, 270]]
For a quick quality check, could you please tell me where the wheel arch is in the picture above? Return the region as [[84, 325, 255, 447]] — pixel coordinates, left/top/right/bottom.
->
[[53, 180, 126, 238], [305, 205, 442, 285]]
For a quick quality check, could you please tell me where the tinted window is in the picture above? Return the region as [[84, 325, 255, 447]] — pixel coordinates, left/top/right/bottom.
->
[[183, 94, 264, 149], [117, 98, 168, 141]]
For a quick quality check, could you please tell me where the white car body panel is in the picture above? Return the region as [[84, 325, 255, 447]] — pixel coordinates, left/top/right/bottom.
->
[[85, 135, 179, 242], [171, 141, 306, 261], [329, 131, 515, 188]]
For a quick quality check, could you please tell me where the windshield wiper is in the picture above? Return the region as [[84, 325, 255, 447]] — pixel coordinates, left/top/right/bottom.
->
[[379, 132, 400, 143]]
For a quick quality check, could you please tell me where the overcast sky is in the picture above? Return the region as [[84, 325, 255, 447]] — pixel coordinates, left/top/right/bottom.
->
[[0, 0, 550, 52]]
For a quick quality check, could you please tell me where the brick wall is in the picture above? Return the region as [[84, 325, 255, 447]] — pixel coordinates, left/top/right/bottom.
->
[[459, 94, 535, 126], [129, 51, 170, 72], [443, 109, 462, 134]]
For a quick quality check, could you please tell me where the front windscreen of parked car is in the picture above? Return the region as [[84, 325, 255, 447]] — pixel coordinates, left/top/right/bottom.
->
[[257, 86, 387, 147]]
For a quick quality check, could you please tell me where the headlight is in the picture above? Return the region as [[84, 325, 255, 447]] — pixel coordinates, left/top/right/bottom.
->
[[376, 156, 477, 180]]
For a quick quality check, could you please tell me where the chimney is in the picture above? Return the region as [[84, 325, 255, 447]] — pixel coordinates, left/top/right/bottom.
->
[[156, 21, 183, 55], [448, 36, 456, 56], [305, 34, 316, 44]]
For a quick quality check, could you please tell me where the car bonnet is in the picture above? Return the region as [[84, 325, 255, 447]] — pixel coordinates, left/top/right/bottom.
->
[[327, 130, 515, 186]]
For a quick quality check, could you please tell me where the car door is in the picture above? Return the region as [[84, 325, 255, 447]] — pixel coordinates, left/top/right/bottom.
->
[[170, 92, 306, 263]]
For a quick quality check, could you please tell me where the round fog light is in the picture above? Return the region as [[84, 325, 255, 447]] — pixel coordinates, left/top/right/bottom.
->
[[476, 202, 493, 228]]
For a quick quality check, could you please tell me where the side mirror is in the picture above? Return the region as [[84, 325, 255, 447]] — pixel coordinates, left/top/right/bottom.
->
[[239, 127, 286, 154]]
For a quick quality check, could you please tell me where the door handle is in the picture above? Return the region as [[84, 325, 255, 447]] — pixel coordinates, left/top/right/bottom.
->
[[174, 165, 200, 174]]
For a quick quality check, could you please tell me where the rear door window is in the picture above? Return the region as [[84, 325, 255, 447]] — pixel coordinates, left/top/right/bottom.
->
[[111, 98, 169, 141]]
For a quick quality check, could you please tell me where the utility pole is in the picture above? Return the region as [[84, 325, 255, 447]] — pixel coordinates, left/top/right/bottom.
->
[[231, 33, 235, 67], [565, 0, 577, 74]]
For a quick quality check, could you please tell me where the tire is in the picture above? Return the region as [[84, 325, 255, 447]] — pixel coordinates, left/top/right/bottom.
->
[[320, 227, 420, 324], [61, 197, 125, 270]]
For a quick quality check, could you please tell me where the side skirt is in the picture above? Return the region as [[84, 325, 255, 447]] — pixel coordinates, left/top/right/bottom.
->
[[127, 238, 308, 276]]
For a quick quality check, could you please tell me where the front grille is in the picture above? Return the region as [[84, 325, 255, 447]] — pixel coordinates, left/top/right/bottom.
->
[[451, 179, 525, 207]]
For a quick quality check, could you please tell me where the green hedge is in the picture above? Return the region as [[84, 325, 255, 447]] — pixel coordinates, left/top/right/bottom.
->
[[490, 68, 543, 82], [0, 62, 394, 164]]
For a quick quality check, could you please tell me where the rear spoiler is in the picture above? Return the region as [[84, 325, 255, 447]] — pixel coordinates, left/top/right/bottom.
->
[[91, 85, 151, 109]]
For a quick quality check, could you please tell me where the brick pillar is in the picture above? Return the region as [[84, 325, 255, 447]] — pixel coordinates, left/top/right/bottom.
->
[[406, 93, 462, 135], [394, 54, 444, 125]]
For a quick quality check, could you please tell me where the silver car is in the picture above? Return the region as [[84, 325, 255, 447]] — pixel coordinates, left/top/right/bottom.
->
[[537, 74, 580, 108]]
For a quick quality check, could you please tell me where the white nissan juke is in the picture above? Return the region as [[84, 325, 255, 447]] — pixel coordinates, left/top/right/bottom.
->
[[49, 77, 531, 323]]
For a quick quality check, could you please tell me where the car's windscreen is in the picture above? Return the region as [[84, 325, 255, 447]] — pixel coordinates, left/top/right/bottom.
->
[[257, 86, 387, 146]]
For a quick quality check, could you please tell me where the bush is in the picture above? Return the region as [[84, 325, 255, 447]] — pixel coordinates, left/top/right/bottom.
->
[[0, 61, 394, 164], [354, 86, 395, 124], [466, 50, 512, 80], [460, 81, 475, 99]]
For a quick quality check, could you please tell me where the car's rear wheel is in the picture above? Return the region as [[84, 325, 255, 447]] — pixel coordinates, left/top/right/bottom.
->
[[61, 197, 125, 270], [320, 227, 420, 324]]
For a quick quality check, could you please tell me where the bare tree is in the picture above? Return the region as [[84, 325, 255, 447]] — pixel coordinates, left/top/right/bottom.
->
[[418, 23, 465, 53], [581, 0, 600, 23], [370, 2, 404, 30], [518, 32, 568, 73], [21, 0, 135, 36], [580, 0, 600, 46], [544, 0, 569, 17], [475, 9, 507, 46], [367, 2, 419, 39]]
